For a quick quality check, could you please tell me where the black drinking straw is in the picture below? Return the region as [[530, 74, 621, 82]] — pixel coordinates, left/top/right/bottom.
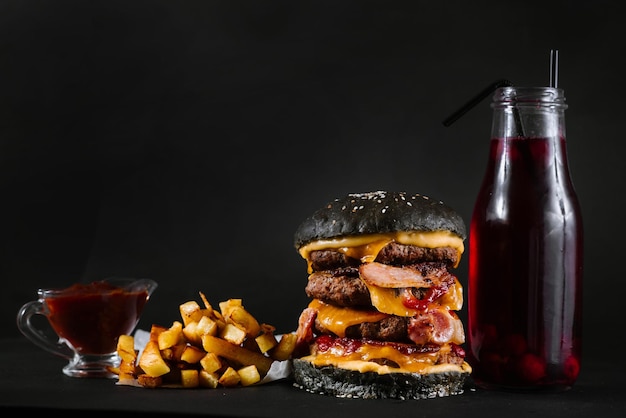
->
[[442, 78, 513, 127], [550, 49, 559, 88], [442, 78, 526, 137]]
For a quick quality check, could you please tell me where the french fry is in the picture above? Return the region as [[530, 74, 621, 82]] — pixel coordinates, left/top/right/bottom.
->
[[200, 352, 222, 373], [138, 340, 171, 377], [199, 370, 220, 388], [138, 374, 163, 388], [218, 366, 240, 387], [220, 323, 246, 345], [119, 357, 139, 375], [199, 291, 213, 310], [213, 309, 225, 323], [237, 365, 261, 386], [180, 369, 200, 388], [269, 332, 298, 361], [255, 332, 278, 354], [219, 299, 242, 317], [158, 321, 184, 350], [202, 335, 274, 376], [149, 324, 168, 342], [179, 300, 205, 326], [181, 345, 206, 364], [161, 343, 186, 362], [117, 334, 137, 364], [225, 306, 261, 338], [182, 321, 200, 345], [195, 315, 219, 338]]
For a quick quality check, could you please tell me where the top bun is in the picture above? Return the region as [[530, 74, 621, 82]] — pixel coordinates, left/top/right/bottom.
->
[[294, 191, 467, 249]]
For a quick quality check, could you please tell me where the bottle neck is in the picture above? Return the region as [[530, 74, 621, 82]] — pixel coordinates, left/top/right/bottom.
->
[[491, 87, 567, 139]]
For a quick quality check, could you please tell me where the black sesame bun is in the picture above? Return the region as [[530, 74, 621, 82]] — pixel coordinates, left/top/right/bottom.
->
[[294, 191, 466, 249], [293, 358, 470, 400]]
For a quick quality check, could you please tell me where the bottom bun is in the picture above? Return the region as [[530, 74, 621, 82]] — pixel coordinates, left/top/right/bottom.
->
[[292, 358, 471, 400]]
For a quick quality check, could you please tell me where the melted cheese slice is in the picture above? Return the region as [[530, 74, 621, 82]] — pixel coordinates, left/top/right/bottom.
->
[[309, 299, 388, 337], [365, 278, 464, 316], [299, 231, 464, 273], [302, 342, 472, 375]]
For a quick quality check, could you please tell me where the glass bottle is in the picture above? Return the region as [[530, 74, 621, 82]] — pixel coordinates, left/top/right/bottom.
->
[[467, 86, 583, 391]]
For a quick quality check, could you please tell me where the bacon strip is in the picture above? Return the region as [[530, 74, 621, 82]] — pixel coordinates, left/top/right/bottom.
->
[[407, 308, 465, 345], [295, 307, 317, 347], [359, 262, 433, 288]]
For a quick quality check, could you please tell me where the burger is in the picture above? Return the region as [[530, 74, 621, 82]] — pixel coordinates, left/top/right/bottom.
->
[[291, 191, 471, 399]]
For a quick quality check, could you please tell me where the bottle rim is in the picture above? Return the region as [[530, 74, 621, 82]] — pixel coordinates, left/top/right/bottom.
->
[[492, 86, 567, 109]]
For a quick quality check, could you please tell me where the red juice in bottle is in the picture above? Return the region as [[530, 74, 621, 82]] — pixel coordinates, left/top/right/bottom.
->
[[467, 87, 583, 391]]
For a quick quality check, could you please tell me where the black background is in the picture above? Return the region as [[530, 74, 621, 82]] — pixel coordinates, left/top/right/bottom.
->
[[1, 0, 624, 368]]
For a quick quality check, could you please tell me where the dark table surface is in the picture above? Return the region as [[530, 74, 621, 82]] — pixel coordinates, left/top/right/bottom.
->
[[1, 337, 623, 418]]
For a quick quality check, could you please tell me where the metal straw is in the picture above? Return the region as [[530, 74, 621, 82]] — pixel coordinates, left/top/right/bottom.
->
[[550, 49, 559, 88]]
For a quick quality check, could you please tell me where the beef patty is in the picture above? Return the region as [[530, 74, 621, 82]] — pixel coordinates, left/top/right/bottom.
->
[[309, 242, 459, 272]]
